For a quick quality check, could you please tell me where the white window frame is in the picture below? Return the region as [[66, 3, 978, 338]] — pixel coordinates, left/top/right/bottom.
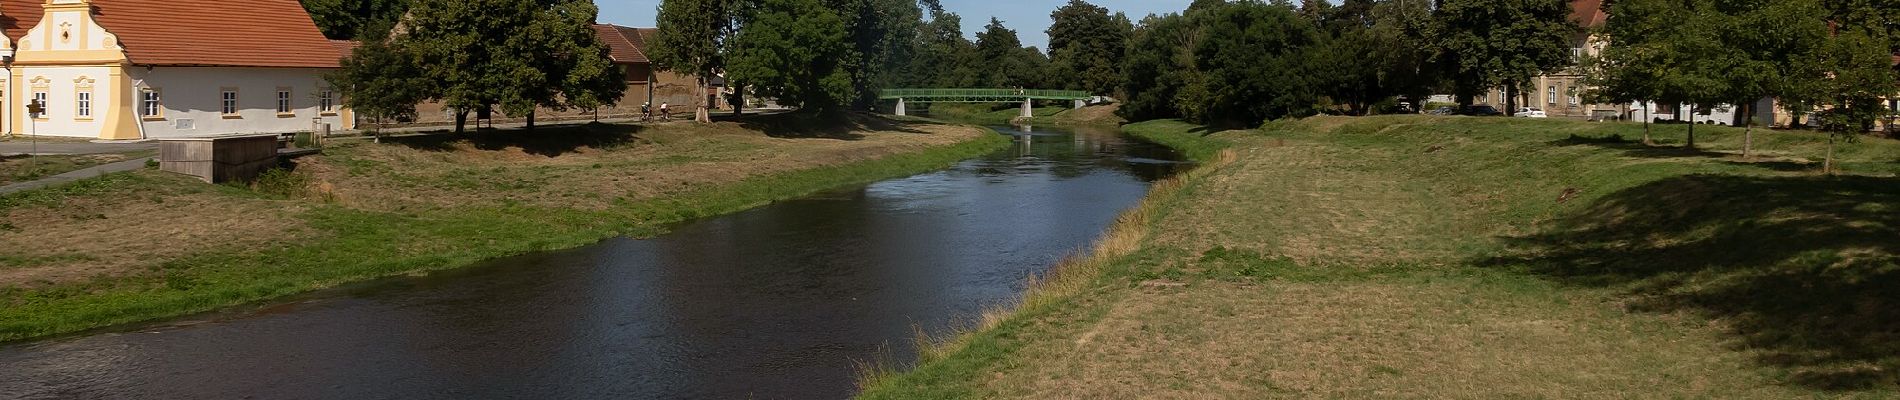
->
[[1547, 86, 1558, 105], [140, 88, 162, 118], [276, 88, 293, 115], [221, 89, 239, 116], [76, 91, 91, 118], [319, 89, 336, 114], [31, 91, 47, 119]]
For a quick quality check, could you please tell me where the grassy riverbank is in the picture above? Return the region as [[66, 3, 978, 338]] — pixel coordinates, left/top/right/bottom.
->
[[861, 116, 1900, 398], [0, 114, 1007, 342], [925, 103, 1125, 126]]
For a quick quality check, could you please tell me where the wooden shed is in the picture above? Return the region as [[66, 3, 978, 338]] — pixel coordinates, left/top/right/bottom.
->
[[158, 134, 281, 183]]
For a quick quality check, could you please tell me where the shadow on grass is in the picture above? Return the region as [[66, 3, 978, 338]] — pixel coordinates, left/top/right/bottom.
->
[[1486, 174, 1900, 391], [1548, 133, 1730, 159], [735, 111, 932, 140], [384, 123, 646, 157]]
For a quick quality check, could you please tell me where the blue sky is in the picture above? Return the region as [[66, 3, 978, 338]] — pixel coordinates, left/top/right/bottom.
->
[[597, 1, 1198, 49]]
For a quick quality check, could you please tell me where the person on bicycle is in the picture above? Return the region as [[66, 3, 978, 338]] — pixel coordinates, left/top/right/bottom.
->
[[659, 103, 671, 121], [641, 102, 651, 121]]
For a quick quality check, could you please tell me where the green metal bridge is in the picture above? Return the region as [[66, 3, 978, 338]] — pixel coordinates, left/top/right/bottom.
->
[[877, 88, 1095, 117]]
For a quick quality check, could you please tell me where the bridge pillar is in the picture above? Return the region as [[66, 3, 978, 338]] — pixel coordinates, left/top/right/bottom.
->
[[895, 98, 907, 116], [1021, 98, 1033, 119], [1074, 99, 1086, 109]]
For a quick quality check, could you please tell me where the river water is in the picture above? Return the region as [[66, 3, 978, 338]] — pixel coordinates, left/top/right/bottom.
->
[[0, 125, 1185, 399]]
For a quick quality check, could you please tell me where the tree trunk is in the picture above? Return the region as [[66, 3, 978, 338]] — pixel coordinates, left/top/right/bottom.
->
[[1825, 133, 1837, 175], [1682, 103, 1695, 149], [696, 76, 712, 123], [1642, 102, 1653, 145], [1742, 102, 1754, 160], [526, 111, 536, 130], [454, 109, 468, 134], [1504, 82, 1518, 117], [733, 84, 744, 117]]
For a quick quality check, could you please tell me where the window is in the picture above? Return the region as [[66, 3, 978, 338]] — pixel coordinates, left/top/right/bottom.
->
[[32, 92, 47, 119], [140, 88, 162, 118], [221, 89, 239, 115], [276, 88, 292, 114], [1547, 86, 1558, 105], [76, 91, 91, 118], [319, 89, 335, 114]]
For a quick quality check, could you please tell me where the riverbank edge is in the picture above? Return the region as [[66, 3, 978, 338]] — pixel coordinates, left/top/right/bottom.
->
[[0, 122, 1012, 343], [855, 120, 1233, 397]]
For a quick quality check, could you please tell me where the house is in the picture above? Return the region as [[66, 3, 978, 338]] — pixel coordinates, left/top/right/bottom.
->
[[399, 23, 725, 126], [0, 0, 354, 140], [1478, 0, 1621, 119]]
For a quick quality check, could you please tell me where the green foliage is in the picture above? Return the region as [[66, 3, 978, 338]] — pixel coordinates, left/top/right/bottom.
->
[[1046, 0, 1131, 96], [299, 0, 410, 40], [971, 18, 1052, 89], [1190, 1, 1323, 125], [1303, 0, 1438, 115], [1118, 12, 1200, 122], [384, 0, 623, 129], [726, 0, 855, 111], [329, 38, 427, 124], [1433, 0, 1575, 112]]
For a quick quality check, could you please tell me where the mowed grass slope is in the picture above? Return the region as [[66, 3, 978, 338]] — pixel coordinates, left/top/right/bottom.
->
[[0, 114, 1007, 342], [861, 116, 1900, 398]]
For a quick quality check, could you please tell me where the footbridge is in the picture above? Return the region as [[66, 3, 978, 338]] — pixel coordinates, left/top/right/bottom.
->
[[877, 89, 1094, 118]]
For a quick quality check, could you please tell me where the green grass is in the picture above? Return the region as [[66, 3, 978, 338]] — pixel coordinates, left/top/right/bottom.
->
[[0, 123, 1010, 342], [860, 116, 1900, 398]]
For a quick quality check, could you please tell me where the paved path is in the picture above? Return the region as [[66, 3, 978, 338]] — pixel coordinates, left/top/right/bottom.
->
[[0, 141, 156, 156], [0, 157, 153, 195]]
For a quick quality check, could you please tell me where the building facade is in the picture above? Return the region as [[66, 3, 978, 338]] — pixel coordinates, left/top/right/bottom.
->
[[0, 0, 352, 140]]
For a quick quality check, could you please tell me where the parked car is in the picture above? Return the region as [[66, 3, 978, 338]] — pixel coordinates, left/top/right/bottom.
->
[[1429, 106, 1456, 116], [1459, 105, 1504, 116], [1516, 108, 1549, 118]]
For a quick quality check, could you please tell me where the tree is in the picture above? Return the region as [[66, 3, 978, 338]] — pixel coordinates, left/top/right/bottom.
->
[[329, 38, 429, 137], [898, 7, 976, 88], [1307, 0, 1437, 115], [1589, 0, 1729, 147], [1047, 0, 1132, 96], [971, 18, 1048, 88], [392, 0, 624, 133], [825, 0, 923, 109], [1434, 0, 1575, 117], [654, 0, 738, 123], [300, 0, 411, 40], [726, 0, 855, 112], [1814, 29, 1900, 174], [1188, 1, 1322, 125], [1118, 12, 1200, 121], [1715, 0, 1828, 159]]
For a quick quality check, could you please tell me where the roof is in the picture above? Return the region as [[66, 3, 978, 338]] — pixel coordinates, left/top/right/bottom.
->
[[592, 24, 647, 64], [0, 0, 40, 40], [1570, 0, 1607, 29], [0, 0, 340, 68]]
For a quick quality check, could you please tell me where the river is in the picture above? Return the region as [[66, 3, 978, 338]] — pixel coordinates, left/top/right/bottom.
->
[[0, 124, 1185, 399]]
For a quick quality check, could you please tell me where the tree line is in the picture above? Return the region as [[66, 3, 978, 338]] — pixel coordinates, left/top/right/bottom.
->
[[315, 0, 1897, 145]]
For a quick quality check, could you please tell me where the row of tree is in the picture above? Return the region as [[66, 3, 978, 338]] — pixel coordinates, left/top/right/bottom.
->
[[328, 0, 625, 133], [1586, 0, 1899, 165]]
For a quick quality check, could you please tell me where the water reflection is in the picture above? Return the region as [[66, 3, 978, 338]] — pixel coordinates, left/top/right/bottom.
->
[[0, 124, 1187, 399]]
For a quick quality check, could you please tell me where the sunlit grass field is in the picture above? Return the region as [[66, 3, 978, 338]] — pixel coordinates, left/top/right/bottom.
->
[[862, 116, 1900, 398]]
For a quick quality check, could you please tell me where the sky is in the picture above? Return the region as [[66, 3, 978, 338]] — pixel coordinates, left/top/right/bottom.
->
[[597, 1, 1198, 49]]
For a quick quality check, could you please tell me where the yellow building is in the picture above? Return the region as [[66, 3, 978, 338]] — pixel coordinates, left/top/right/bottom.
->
[[0, 0, 352, 140]]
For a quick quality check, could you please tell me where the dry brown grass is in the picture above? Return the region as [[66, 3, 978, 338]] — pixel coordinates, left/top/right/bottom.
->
[[0, 173, 310, 287]]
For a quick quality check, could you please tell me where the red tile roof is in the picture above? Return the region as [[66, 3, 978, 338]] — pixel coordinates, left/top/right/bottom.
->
[[0, 0, 41, 40], [1, 0, 340, 68], [593, 24, 646, 64], [1570, 0, 1607, 29]]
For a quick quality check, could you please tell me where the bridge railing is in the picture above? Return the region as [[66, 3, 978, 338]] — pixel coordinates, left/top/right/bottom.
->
[[878, 88, 1093, 101]]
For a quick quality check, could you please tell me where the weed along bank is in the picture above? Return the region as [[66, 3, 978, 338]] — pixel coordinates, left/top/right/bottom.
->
[[0, 0, 353, 140]]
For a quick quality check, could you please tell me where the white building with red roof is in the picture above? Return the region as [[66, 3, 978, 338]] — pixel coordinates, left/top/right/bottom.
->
[[0, 0, 353, 140]]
